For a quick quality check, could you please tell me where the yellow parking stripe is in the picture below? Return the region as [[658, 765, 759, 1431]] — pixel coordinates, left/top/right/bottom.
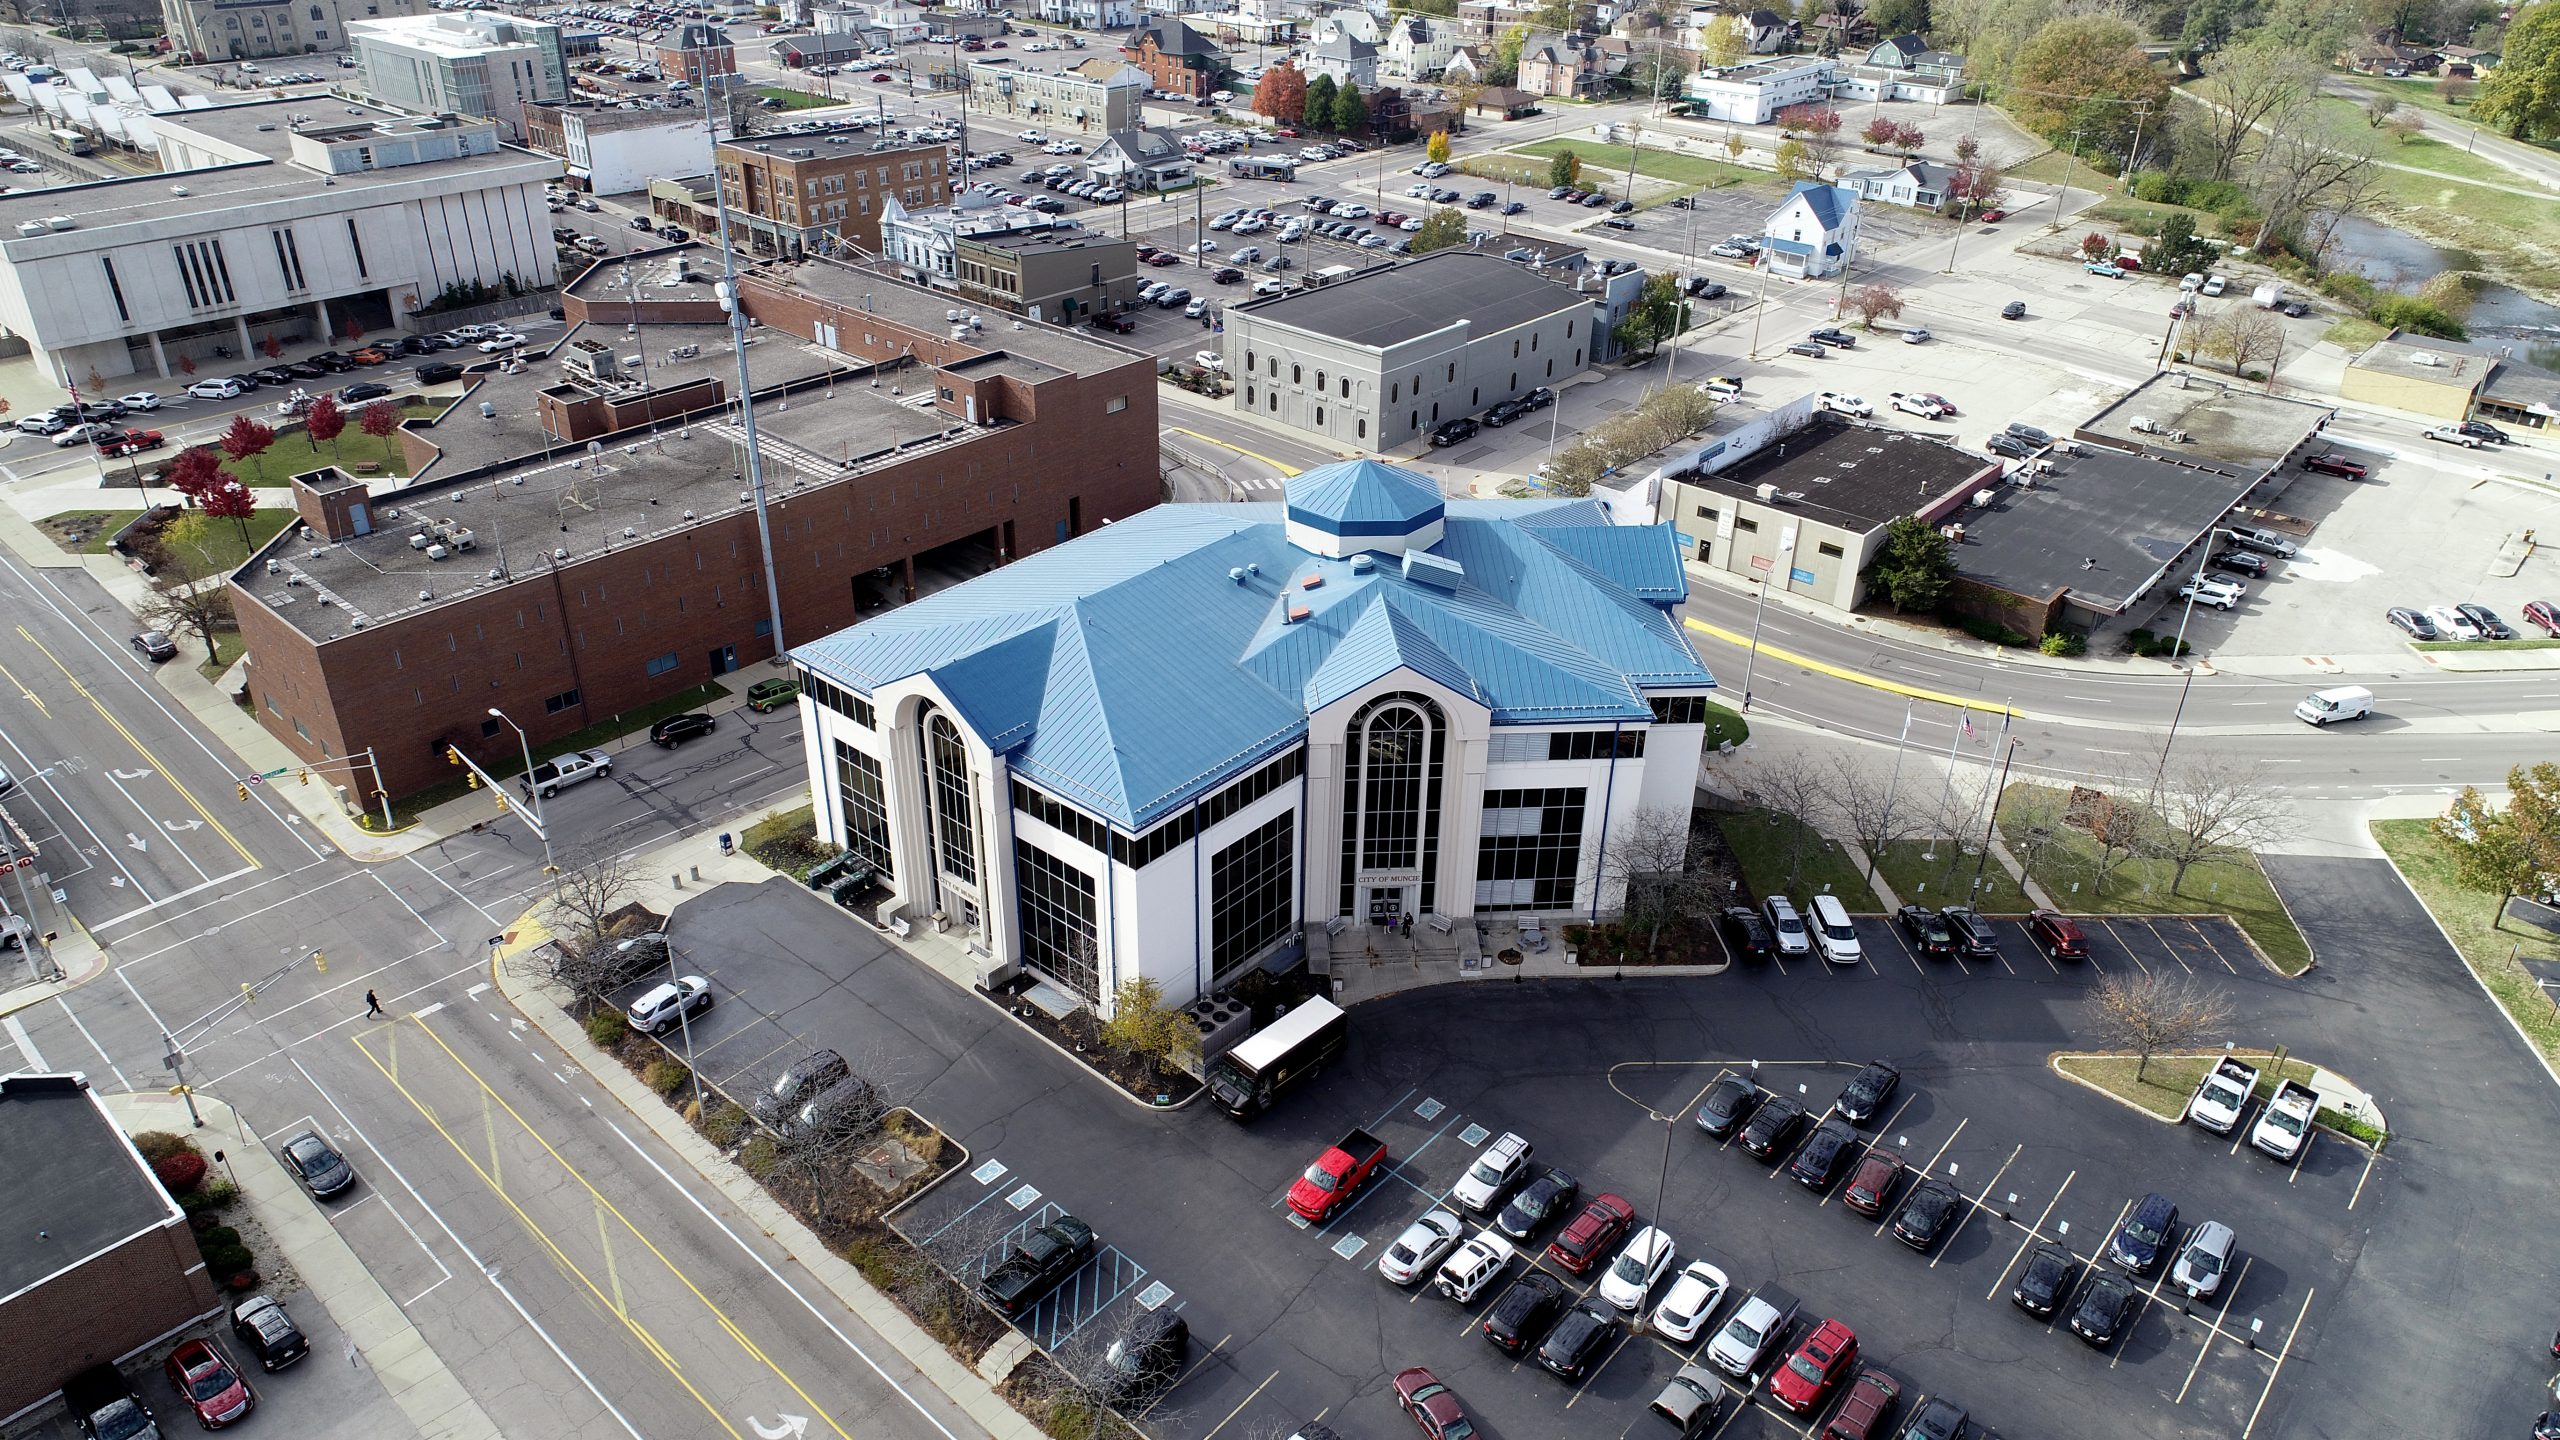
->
[[1679, 616, 2026, 721]]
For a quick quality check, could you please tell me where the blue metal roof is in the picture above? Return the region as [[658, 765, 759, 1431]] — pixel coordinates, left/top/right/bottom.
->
[[1785, 180, 1853, 230], [792, 473, 1713, 831], [1284, 457, 1448, 539]]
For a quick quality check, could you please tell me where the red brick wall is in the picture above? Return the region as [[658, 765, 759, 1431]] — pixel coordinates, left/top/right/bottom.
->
[[538, 377, 727, 442], [0, 1222, 221, 1421]]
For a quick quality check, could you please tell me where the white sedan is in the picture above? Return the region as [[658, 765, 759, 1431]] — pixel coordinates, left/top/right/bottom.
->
[[1818, 390, 1873, 418], [478, 333, 525, 352], [1651, 1259, 1730, 1342], [1376, 1208, 1464, 1285], [1596, 1225, 1675, 1311], [116, 391, 163, 411], [1189, 239, 1218, 254], [52, 421, 111, 446], [2426, 603, 2486, 640], [1193, 350, 1225, 370]]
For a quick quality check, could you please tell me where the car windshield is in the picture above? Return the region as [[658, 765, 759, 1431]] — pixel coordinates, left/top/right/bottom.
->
[[1517, 1185, 1555, 1216], [1467, 1157, 1505, 1185], [1611, 1250, 1649, 1283], [1300, 1165, 1338, 1192], [181, 1359, 236, 1400], [1722, 1313, 1765, 1345], [2187, 1247, 2224, 1276], [2128, 1218, 2164, 1244], [1774, 914, 1803, 933], [2268, 1108, 2307, 1136], [1787, 1353, 1827, 1383]]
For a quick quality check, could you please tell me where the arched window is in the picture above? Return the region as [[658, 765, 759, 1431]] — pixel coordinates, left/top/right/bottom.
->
[[1337, 693, 1447, 917], [924, 710, 977, 886]]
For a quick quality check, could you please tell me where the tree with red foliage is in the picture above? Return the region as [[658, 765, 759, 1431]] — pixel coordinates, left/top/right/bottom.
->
[[176, 354, 197, 378], [342, 315, 366, 344], [1860, 117, 1898, 149], [2079, 231, 2115, 262], [1253, 63, 1307, 123], [153, 1149, 208, 1195], [202, 477, 257, 545], [165, 446, 222, 506], [359, 399, 401, 467], [259, 333, 284, 360], [1893, 121, 1925, 151], [1776, 103, 1840, 137], [220, 413, 276, 471], [303, 393, 344, 455]]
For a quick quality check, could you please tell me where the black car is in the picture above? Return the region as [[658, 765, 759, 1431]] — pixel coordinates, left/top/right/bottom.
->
[[1693, 1070, 1760, 1139], [1686, 278, 1728, 300], [399, 335, 438, 356], [1548, 185, 1573, 199], [1986, 431, 2036, 459], [1835, 1061, 1900, 1123], [1601, 216, 1637, 231], [1610, 199, 1634, 214], [651, 712, 717, 747], [1738, 1095, 1807, 1161], [230, 1295, 311, 1371], [339, 381, 393, 404], [2458, 602, 2516, 640], [750, 1047, 850, 1127], [2460, 418, 2509, 444], [1788, 1117, 1858, 1190], [286, 359, 330, 377], [131, 630, 177, 662], [2010, 1240, 2078, 1318], [1097, 1310, 1188, 1403], [2109, 1191, 2178, 1273], [2001, 300, 2028, 320], [2213, 549, 2270, 578], [2068, 1271, 2140, 1346], [1483, 399, 1529, 427], [1495, 1166, 1579, 1240], [978, 1214, 1098, 1316], [310, 351, 357, 372], [1894, 905, 1956, 961], [417, 362, 464, 385], [1716, 906, 1774, 962], [1899, 1395, 1968, 1440], [251, 366, 296, 387], [1807, 328, 1857, 348], [1520, 386, 1555, 410], [281, 1130, 356, 1199], [1938, 905, 1999, 960], [1535, 1301, 1616, 1380], [1428, 417, 1479, 447], [2280, 300, 2309, 317], [1502, 201, 1527, 215], [1482, 1271, 1568, 1355], [1890, 1177, 1961, 1251]]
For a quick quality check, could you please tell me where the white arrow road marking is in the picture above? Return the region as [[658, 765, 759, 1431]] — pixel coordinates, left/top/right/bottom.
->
[[112, 767, 153, 780], [750, 1417, 810, 1440], [124, 832, 148, 851], [163, 819, 204, 833]]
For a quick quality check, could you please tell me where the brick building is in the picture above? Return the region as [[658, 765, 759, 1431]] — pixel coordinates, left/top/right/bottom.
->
[[0, 1074, 223, 1425], [716, 137, 949, 259], [657, 20, 736, 85], [230, 249, 1161, 798], [1122, 19, 1226, 99]]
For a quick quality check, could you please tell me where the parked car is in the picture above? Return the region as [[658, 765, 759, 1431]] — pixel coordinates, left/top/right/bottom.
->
[[1597, 1225, 1676, 1310], [1763, 895, 1812, 957], [1717, 907, 1775, 962], [98, 428, 164, 457], [649, 712, 716, 747], [1097, 1311, 1187, 1403], [749, 1048, 851, 1129], [1894, 905, 1956, 960], [979, 1214, 1098, 1316], [2229, 527, 2298, 557], [1451, 1131, 1534, 1213], [1650, 1259, 1729, 1342], [2173, 1219, 2237, 1299], [2070, 1270, 2141, 1346], [1535, 1301, 1617, 1380], [1768, 1318, 1857, 1413], [116, 391, 163, 411], [2011, 1239, 2080, 1318], [2179, 576, 2245, 610], [2423, 424, 2484, 448], [2213, 549, 2270, 579], [1705, 1286, 1798, 1377], [2084, 260, 2126, 277], [1821, 1368, 1902, 1440], [2001, 300, 2027, 319], [2387, 605, 2440, 639], [747, 676, 802, 712], [2427, 604, 2486, 641], [1546, 1192, 1635, 1275], [2027, 910, 2087, 961], [1739, 1095, 1807, 1161], [1433, 1229, 1515, 1302], [1840, 1148, 1905, 1217], [163, 1338, 254, 1428], [1379, 1209, 1466, 1285], [1818, 390, 1872, 418], [1649, 1365, 1725, 1440], [2458, 602, 2516, 639], [1694, 1069, 1760, 1140], [2524, 600, 2560, 637], [1890, 1177, 1962, 1252], [2460, 418, 2510, 444], [230, 1294, 310, 1371], [1890, 391, 1951, 419], [2109, 1191, 2179, 1274], [1495, 1166, 1577, 1240], [280, 1129, 356, 1198], [1986, 431, 2036, 459], [1898, 1394, 1969, 1440], [1835, 1060, 1901, 1123], [64, 1363, 158, 1440], [1392, 1367, 1476, 1440], [1482, 1271, 1568, 1354], [2302, 452, 2367, 478], [1939, 905, 1999, 961], [1429, 416, 1479, 447], [1807, 327, 1857, 348], [1789, 1118, 1858, 1190]]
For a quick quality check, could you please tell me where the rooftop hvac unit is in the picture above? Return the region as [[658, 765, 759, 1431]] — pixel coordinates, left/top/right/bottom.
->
[[2130, 416, 2158, 434], [1755, 482, 1778, 503], [425, 543, 450, 560], [1971, 488, 1996, 507], [2410, 351, 2443, 367]]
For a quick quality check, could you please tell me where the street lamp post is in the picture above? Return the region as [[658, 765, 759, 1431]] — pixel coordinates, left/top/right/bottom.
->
[[1970, 737, 2024, 896], [1738, 525, 1795, 710], [487, 707, 560, 896]]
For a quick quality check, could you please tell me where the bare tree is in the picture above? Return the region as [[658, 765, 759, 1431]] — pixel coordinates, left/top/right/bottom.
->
[[2181, 41, 2318, 181], [1825, 752, 1923, 872], [767, 1070, 890, 1207], [2082, 971, 2235, 1081], [544, 844, 647, 963], [1735, 751, 1833, 892], [2144, 746, 2296, 895], [1602, 805, 1705, 953], [2247, 98, 2382, 256], [136, 576, 235, 666], [1998, 782, 2072, 890], [2301, 157, 2389, 269], [2195, 306, 2285, 377]]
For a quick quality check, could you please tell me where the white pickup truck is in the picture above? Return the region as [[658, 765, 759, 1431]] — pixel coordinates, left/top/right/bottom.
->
[[521, 748, 613, 801], [2251, 1079, 2320, 1160], [2186, 1052, 2260, 1135]]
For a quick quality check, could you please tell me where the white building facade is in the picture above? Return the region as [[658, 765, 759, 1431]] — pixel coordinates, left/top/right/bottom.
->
[[791, 460, 1716, 1015], [1681, 53, 1830, 124], [352, 12, 569, 141]]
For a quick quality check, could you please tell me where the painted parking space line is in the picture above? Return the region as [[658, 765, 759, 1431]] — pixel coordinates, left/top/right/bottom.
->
[[2348, 1140, 2383, 1210], [1986, 1169, 2076, 1301], [1024, 1246, 1149, 1351], [2098, 918, 2166, 975], [1931, 1143, 2019, 1269], [2168, 917, 2242, 975], [1872, 1116, 1966, 1238], [1313, 1107, 1467, 1239], [2173, 1256, 2254, 1404], [1563, 1328, 1638, 1409], [1194, 1368, 1279, 1440]]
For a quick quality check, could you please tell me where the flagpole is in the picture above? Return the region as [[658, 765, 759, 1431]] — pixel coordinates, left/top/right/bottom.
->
[[1926, 702, 1972, 860], [1861, 699, 1915, 887], [1947, 701, 2014, 899]]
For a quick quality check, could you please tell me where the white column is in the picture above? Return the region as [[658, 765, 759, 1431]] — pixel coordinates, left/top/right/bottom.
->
[[314, 297, 332, 344], [233, 316, 254, 359], [148, 332, 169, 379]]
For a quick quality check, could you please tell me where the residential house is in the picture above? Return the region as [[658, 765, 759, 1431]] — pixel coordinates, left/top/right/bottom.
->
[[1761, 180, 1860, 278], [2435, 42, 2496, 71], [1728, 8, 1788, 53], [1382, 16, 1457, 80], [1039, 0, 1135, 27], [1469, 83, 1541, 118], [1442, 46, 1486, 83], [1860, 33, 1963, 79], [1518, 32, 1615, 99], [1304, 30, 1379, 89], [1087, 127, 1195, 190], [1456, 0, 1540, 30], [1312, 9, 1382, 46], [1124, 18, 1226, 97], [1804, 9, 1874, 49], [1839, 158, 1952, 209]]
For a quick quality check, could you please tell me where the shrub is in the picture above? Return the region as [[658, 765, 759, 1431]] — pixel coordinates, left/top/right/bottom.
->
[[2368, 295, 2466, 340], [698, 1101, 747, 1147], [645, 1058, 691, 1097], [884, 1110, 945, 1164], [2040, 632, 2087, 657], [2321, 271, 2378, 306], [179, 1179, 239, 1215], [133, 1131, 196, 1165], [195, 1225, 240, 1259], [154, 1150, 209, 1195], [205, 1244, 254, 1278], [1956, 615, 2031, 647], [739, 1135, 779, 1179], [584, 1009, 630, 1048]]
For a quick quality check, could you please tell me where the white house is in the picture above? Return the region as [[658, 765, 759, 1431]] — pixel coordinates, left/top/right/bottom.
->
[[1312, 8, 1382, 45], [1762, 181, 1861, 278], [1086, 128, 1195, 190], [1304, 30, 1379, 89], [1681, 54, 1832, 124], [1839, 159, 1954, 209], [1039, 0, 1137, 27], [1829, 32, 1966, 104], [1381, 16, 1456, 80], [788, 459, 1717, 1016]]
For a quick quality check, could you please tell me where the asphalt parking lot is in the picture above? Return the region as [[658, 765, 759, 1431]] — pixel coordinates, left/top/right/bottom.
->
[[648, 867, 2547, 1440]]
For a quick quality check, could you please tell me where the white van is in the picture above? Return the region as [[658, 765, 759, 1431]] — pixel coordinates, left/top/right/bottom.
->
[[1808, 893, 1862, 965], [2294, 685, 2373, 726]]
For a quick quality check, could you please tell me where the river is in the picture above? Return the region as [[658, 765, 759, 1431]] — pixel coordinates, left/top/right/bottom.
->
[[2323, 213, 2560, 356]]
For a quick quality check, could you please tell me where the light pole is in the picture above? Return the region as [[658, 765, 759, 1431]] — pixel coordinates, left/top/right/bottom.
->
[[705, 81, 792, 667], [487, 707, 560, 896], [1737, 524, 1795, 710], [1970, 737, 2023, 896]]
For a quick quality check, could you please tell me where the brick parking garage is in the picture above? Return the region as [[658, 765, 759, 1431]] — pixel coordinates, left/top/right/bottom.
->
[[230, 247, 1161, 799]]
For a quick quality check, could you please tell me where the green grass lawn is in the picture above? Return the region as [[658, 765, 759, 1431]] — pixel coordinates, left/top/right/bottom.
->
[[2054, 1051, 2320, 1122], [381, 679, 734, 826], [2005, 146, 2115, 194], [224, 431, 412, 484], [754, 85, 831, 110], [2362, 159, 2560, 296], [2322, 316, 2390, 349], [2086, 196, 2232, 238], [194, 627, 246, 680], [1995, 783, 2312, 975], [2375, 129, 2539, 187], [1866, 837, 2033, 912], [2339, 70, 2556, 151], [1715, 808, 1883, 912], [1515, 138, 1763, 191], [2370, 818, 2560, 1066], [2413, 637, 2560, 651], [1455, 153, 1551, 187], [58, 506, 297, 570], [1700, 699, 1749, 752]]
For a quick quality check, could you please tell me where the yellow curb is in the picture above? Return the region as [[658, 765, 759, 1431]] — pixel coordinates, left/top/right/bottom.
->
[[1683, 615, 2030, 719]]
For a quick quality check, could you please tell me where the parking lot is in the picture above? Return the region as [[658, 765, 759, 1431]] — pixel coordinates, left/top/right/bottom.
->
[[639, 878, 2490, 1440]]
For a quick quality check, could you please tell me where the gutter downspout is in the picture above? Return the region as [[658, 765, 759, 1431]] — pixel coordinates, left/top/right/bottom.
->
[[1589, 719, 1622, 925]]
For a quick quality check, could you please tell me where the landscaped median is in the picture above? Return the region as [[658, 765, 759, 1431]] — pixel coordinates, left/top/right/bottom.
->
[[2371, 817, 2560, 1068], [2051, 1050, 2387, 1149]]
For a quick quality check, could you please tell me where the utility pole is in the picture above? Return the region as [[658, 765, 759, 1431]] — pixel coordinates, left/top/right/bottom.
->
[[2053, 127, 2085, 230], [706, 75, 789, 665], [1970, 737, 2022, 896]]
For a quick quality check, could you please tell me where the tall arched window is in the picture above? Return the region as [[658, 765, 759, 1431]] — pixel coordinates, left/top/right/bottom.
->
[[1337, 693, 1447, 917], [924, 709, 978, 886]]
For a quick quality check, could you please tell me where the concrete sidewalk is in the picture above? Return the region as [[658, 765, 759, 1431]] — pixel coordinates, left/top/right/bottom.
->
[[100, 1088, 498, 1440]]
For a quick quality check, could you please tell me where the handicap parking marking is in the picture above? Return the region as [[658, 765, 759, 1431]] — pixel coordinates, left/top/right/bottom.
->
[[1330, 1232, 1369, 1260], [1416, 1096, 1446, 1120], [1458, 1122, 1490, 1147], [970, 1158, 1008, 1186], [1006, 1183, 1044, 1210], [2173, 1255, 2255, 1404], [1025, 1245, 1150, 1350], [1136, 1279, 1174, 1310]]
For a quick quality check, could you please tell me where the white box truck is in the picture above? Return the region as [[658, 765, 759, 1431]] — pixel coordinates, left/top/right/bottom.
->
[[2252, 281, 2285, 309]]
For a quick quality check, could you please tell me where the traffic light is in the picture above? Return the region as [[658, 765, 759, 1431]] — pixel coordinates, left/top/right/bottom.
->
[[494, 793, 510, 813], [236, 782, 249, 801], [446, 746, 462, 766], [298, 769, 310, 786], [465, 770, 480, 790]]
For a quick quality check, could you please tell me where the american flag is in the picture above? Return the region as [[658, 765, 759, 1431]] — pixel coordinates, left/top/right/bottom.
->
[[1961, 713, 1976, 740]]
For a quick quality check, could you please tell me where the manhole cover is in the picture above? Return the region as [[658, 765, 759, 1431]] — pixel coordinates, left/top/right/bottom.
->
[[1458, 1123, 1490, 1147], [1006, 1185, 1043, 1210], [1332, 1233, 1368, 1260], [1416, 1097, 1445, 1121], [972, 1159, 1009, 1185], [1137, 1281, 1174, 1310]]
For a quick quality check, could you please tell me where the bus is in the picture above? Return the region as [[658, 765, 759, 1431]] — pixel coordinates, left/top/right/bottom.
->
[[1205, 994, 1346, 1118], [48, 127, 91, 155], [1229, 155, 1294, 182]]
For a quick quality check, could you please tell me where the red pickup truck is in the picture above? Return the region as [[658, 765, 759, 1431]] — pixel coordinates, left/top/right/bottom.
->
[[1287, 1128, 1387, 1222]]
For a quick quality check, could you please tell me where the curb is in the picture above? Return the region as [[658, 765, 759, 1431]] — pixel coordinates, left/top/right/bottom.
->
[[2366, 834, 2560, 1098], [2048, 1050, 2388, 1152]]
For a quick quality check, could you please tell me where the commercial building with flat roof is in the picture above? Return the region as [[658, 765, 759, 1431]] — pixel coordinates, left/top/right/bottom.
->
[[0, 98, 557, 385], [230, 249, 1162, 797], [0, 1074, 222, 1426], [964, 57, 1145, 135], [1222, 250, 1604, 450], [790, 458, 1715, 1013], [164, 0, 431, 61], [716, 136, 949, 259], [523, 100, 713, 195], [953, 223, 1139, 322], [2340, 327, 2559, 430], [351, 11, 569, 141]]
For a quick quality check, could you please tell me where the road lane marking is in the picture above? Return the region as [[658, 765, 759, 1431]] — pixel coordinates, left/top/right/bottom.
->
[[3, 1014, 46, 1069], [1682, 616, 2027, 718], [0, 658, 50, 716], [1169, 427, 1303, 476], [17, 624, 254, 867]]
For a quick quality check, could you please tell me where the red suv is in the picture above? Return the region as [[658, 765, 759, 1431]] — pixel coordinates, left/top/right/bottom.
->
[[1840, 1150, 1905, 1217], [1821, 1367, 1902, 1440], [1768, 1319, 1857, 1413], [1544, 1192, 1634, 1274], [2027, 910, 2087, 961], [2525, 600, 2559, 638]]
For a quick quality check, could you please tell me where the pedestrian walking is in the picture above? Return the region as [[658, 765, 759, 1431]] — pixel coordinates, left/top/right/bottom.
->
[[364, 989, 384, 1019]]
